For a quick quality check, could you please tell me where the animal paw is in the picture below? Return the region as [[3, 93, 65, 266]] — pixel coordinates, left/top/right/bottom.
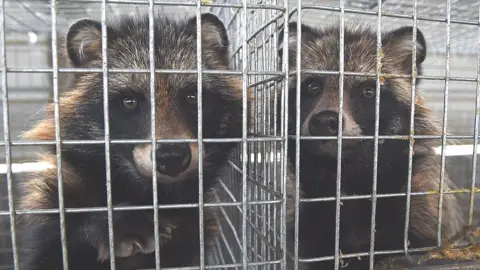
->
[[97, 220, 177, 260], [114, 237, 153, 258]]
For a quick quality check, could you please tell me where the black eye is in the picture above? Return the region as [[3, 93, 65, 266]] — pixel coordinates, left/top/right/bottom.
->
[[121, 95, 140, 112], [361, 86, 376, 99], [301, 78, 324, 95], [307, 82, 322, 94], [185, 92, 197, 105]]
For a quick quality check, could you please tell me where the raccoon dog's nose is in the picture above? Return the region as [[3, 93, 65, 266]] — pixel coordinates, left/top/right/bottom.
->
[[156, 143, 191, 177], [309, 111, 340, 136]]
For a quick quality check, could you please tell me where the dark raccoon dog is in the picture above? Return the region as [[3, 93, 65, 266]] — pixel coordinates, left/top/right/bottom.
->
[[17, 12, 248, 270], [278, 23, 465, 269]]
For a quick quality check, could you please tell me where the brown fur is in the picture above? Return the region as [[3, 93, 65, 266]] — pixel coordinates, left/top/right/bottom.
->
[[17, 12, 250, 270], [280, 22, 465, 269]]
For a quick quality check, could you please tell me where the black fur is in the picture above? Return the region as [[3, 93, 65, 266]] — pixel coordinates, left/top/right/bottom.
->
[[18, 12, 244, 270], [280, 23, 464, 269]]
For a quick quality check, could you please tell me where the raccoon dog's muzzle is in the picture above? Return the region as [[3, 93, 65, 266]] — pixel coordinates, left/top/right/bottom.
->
[[132, 142, 200, 184], [307, 110, 340, 137], [303, 110, 361, 138], [302, 109, 362, 157]]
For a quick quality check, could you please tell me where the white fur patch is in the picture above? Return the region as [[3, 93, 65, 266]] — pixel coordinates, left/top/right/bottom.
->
[[133, 144, 154, 178], [342, 113, 362, 137], [132, 143, 201, 184]]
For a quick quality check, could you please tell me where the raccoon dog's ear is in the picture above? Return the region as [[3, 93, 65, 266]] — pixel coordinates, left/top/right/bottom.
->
[[382, 26, 427, 73], [65, 19, 117, 67], [277, 22, 316, 66], [187, 13, 229, 62]]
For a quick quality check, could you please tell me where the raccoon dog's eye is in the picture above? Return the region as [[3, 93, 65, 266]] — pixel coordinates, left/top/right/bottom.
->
[[301, 78, 324, 95], [185, 92, 197, 105], [122, 95, 140, 112], [307, 82, 322, 94], [361, 86, 376, 100]]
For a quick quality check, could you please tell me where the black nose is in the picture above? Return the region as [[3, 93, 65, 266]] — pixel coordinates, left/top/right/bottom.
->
[[156, 143, 191, 177], [309, 111, 340, 136]]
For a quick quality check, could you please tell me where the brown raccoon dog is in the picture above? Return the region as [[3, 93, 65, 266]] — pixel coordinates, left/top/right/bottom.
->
[[278, 23, 465, 269], [17, 12, 247, 270]]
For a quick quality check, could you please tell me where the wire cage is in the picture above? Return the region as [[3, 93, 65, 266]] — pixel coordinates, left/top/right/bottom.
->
[[0, 0, 480, 269]]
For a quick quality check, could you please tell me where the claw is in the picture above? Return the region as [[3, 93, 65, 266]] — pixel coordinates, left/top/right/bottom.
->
[[160, 222, 177, 236], [115, 239, 137, 257], [133, 240, 143, 253], [159, 232, 172, 239], [97, 244, 110, 261], [97, 220, 177, 260]]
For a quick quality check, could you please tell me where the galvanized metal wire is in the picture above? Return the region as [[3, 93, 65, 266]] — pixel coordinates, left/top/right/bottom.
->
[[0, 0, 479, 270]]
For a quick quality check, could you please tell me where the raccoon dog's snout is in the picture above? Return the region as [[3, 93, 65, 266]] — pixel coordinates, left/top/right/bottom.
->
[[309, 111, 341, 136], [132, 142, 196, 182], [156, 143, 191, 177]]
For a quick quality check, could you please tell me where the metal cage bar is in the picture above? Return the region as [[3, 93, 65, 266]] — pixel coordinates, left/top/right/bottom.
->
[[293, 1, 301, 270], [334, 2, 345, 268], [403, 0, 419, 262], [0, 0, 479, 270], [468, 6, 480, 226], [147, 0, 161, 268], [436, 0, 452, 246], [195, 0, 206, 268], [99, 0, 117, 268], [50, 1, 70, 269], [368, 0, 383, 268], [0, 0, 17, 269]]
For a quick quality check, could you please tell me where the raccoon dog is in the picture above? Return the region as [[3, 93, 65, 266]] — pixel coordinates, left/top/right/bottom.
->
[[17, 12, 246, 270], [279, 23, 465, 269]]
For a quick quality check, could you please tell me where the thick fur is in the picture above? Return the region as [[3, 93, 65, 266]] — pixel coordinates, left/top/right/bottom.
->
[[17, 12, 249, 270], [279, 23, 465, 269]]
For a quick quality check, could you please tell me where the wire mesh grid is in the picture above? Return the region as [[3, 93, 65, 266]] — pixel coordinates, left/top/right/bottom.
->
[[1, 0, 290, 269], [0, 0, 479, 269], [209, 2, 287, 268]]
